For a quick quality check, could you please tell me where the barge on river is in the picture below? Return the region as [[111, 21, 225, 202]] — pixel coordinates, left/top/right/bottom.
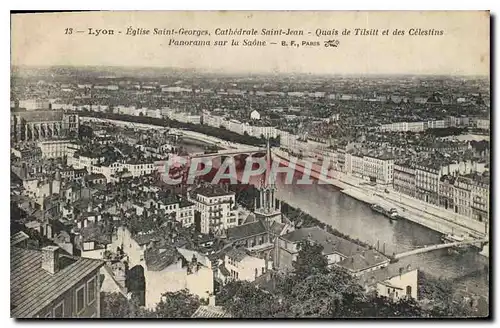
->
[[370, 204, 400, 221]]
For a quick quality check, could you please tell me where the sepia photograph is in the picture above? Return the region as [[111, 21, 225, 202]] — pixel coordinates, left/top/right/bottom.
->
[[9, 10, 490, 319]]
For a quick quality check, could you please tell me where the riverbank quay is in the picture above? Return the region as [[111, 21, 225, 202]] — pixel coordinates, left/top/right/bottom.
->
[[78, 112, 268, 147], [81, 116, 258, 151], [272, 149, 487, 241]]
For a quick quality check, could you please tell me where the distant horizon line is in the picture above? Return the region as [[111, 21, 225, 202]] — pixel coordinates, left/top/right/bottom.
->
[[11, 64, 490, 79]]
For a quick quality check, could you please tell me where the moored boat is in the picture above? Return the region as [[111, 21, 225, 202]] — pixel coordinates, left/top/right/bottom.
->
[[371, 204, 386, 215], [442, 233, 467, 243], [442, 233, 472, 252], [388, 208, 399, 220], [370, 204, 399, 220]]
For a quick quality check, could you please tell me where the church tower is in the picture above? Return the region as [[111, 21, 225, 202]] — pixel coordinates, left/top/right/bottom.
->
[[254, 139, 282, 225]]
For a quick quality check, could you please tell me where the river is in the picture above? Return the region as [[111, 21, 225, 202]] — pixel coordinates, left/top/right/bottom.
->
[[181, 141, 490, 300], [276, 180, 489, 293]]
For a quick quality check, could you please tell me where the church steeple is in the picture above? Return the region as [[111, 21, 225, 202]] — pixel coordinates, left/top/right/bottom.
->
[[261, 138, 274, 189], [255, 138, 281, 224]]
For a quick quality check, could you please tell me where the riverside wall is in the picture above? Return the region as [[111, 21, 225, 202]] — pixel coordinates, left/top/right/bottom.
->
[[272, 149, 487, 240]]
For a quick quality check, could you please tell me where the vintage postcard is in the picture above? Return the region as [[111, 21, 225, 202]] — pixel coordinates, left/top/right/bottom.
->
[[10, 11, 490, 319]]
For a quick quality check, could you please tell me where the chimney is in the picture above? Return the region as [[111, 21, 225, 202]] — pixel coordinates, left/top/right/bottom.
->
[[42, 246, 60, 274], [208, 294, 216, 306]]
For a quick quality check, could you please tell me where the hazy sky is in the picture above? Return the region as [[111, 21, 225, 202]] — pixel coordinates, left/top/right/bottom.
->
[[11, 11, 490, 76]]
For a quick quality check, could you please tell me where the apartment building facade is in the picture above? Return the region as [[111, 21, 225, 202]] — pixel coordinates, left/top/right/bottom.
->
[[11, 246, 104, 318], [188, 186, 238, 235]]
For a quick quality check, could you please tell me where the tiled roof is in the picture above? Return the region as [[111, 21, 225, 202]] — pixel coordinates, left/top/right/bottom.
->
[[11, 247, 104, 318], [241, 212, 257, 224], [269, 221, 286, 236], [144, 247, 180, 272], [10, 231, 29, 246], [159, 192, 179, 205], [132, 232, 161, 246], [177, 248, 211, 268], [463, 172, 490, 186], [227, 220, 267, 241], [191, 305, 231, 318], [358, 265, 417, 288], [81, 225, 112, 244], [179, 198, 195, 208], [336, 249, 390, 273], [281, 226, 364, 258], [194, 185, 234, 198], [86, 173, 106, 180], [225, 248, 248, 262]]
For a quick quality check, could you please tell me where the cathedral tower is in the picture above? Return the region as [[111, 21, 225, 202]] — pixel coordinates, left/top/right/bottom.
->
[[254, 139, 282, 225]]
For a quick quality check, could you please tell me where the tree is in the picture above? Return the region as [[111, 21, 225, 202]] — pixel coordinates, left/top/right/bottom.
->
[[274, 266, 366, 318], [292, 240, 329, 279], [216, 264, 454, 318], [217, 280, 278, 318], [217, 265, 428, 318], [100, 292, 135, 318], [286, 274, 345, 317], [355, 294, 423, 318], [154, 289, 201, 318], [100, 290, 200, 319], [417, 272, 478, 317]]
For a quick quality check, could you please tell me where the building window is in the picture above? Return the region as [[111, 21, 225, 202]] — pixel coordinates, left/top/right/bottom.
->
[[75, 284, 86, 314], [87, 277, 96, 305], [406, 285, 412, 296], [53, 301, 64, 318]]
